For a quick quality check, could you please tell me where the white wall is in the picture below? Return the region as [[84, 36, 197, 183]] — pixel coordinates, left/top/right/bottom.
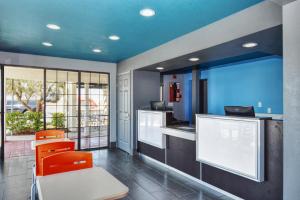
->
[[283, 1, 300, 199], [118, 1, 282, 73], [0, 51, 117, 143]]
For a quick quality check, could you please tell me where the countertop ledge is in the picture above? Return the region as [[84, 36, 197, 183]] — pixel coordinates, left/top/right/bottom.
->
[[161, 126, 196, 141]]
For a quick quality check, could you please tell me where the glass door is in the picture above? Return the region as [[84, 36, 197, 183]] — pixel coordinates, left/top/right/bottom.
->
[[80, 72, 109, 149], [45, 69, 109, 150], [45, 70, 80, 148]]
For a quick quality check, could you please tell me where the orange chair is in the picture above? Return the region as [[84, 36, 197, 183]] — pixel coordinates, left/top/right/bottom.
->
[[35, 141, 75, 176], [35, 130, 65, 140], [41, 151, 93, 176]]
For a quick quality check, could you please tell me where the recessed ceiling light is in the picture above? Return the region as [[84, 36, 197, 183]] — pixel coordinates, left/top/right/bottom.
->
[[92, 48, 102, 53], [156, 67, 164, 70], [140, 8, 155, 17], [242, 42, 258, 48], [46, 24, 60, 30], [42, 42, 53, 47], [189, 57, 199, 62], [109, 35, 120, 41]]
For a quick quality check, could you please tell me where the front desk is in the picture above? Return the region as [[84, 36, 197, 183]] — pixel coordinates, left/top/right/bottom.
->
[[137, 110, 283, 200], [196, 115, 265, 182]]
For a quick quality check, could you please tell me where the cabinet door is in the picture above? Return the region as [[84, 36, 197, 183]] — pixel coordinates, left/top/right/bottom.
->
[[138, 111, 147, 142], [166, 135, 200, 178], [138, 111, 165, 148], [149, 112, 164, 147]]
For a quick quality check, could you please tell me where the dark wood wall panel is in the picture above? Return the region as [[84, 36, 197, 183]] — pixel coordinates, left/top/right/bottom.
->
[[202, 120, 283, 200], [166, 135, 200, 178], [137, 141, 165, 163]]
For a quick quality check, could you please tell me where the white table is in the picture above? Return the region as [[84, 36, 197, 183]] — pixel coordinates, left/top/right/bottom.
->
[[31, 138, 72, 150], [36, 167, 129, 200]]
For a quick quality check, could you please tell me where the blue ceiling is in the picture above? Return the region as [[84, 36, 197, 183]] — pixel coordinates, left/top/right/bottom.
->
[[0, 0, 263, 63]]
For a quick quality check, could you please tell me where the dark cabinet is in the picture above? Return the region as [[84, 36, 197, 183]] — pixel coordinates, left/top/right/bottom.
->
[[137, 141, 165, 163], [166, 135, 200, 178]]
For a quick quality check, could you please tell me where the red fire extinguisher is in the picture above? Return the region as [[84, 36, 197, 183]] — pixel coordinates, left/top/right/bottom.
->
[[175, 83, 182, 102], [169, 82, 182, 102]]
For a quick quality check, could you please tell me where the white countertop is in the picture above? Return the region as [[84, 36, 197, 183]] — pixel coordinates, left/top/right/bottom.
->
[[138, 109, 173, 113], [161, 126, 196, 141], [196, 114, 266, 121]]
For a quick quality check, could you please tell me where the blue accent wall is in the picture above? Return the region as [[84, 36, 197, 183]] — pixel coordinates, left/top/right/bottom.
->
[[184, 56, 283, 118]]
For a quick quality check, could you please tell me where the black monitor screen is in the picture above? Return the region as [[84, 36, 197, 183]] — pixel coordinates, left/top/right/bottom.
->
[[224, 106, 255, 117], [150, 101, 165, 111]]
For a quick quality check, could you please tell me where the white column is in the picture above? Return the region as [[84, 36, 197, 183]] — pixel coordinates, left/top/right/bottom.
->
[[283, 1, 300, 199]]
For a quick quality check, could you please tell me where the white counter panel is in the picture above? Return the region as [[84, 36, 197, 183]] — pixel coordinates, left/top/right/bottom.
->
[[196, 115, 264, 182], [138, 110, 166, 149]]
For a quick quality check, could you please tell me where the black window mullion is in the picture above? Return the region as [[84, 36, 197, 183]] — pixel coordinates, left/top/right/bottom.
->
[[43, 69, 46, 130], [55, 70, 58, 129], [77, 72, 81, 150], [66, 72, 69, 138]]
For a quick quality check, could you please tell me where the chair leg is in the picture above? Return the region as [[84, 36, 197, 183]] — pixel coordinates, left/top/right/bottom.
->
[[31, 164, 37, 200], [32, 164, 36, 184], [31, 183, 36, 200]]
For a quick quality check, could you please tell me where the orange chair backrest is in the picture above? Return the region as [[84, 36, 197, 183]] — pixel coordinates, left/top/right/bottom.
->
[[35, 130, 65, 140], [42, 151, 93, 176], [35, 141, 75, 176]]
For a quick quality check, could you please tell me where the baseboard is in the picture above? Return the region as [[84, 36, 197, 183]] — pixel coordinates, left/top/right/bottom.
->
[[139, 153, 243, 200], [109, 142, 117, 148]]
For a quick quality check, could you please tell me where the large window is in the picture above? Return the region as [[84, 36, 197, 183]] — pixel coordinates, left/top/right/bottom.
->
[[5, 67, 44, 137], [1, 66, 110, 160], [45, 69, 109, 149]]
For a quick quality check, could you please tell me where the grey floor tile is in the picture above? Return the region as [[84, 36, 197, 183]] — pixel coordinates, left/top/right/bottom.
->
[[0, 149, 231, 200], [127, 181, 156, 200], [133, 174, 163, 193], [151, 190, 180, 200], [0, 183, 4, 200], [181, 192, 222, 200]]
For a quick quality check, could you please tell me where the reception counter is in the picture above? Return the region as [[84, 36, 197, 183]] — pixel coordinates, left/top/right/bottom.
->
[[196, 114, 265, 182], [137, 110, 199, 177], [137, 111, 283, 200]]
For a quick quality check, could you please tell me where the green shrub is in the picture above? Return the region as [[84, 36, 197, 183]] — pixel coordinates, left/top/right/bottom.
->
[[6, 111, 43, 135], [6, 111, 66, 135], [6, 111, 27, 134], [26, 112, 43, 131], [52, 112, 65, 128]]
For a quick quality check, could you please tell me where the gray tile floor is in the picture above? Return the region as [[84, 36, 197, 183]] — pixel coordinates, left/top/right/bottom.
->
[[0, 149, 234, 200]]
